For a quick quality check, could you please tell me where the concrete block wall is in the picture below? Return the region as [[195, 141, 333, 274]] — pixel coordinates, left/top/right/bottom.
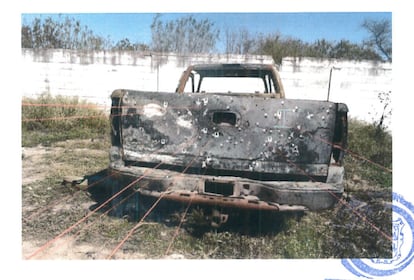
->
[[21, 49, 392, 128], [280, 57, 392, 128]]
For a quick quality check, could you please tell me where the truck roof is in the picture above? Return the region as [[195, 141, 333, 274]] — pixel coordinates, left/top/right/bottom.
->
[[176, 63, 285, 96], [189, 63, 278, 78]]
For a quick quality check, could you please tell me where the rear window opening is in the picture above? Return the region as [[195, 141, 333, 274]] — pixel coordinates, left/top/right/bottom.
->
[[204, 181, 234, 196], [198, 77, 267, 93]]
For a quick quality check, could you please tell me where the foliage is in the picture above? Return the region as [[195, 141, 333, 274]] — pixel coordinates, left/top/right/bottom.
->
[[221, 29, 382, 64], [374, 90, 392, 130], [362, 19, 392, 62], [256, 18, 392, 63], [21, 15, 150, 51], [21, 15, 112, 50], [22, 15, 391, 64], [150, 14, 219, 54], [112, 38, 149, 51], [345, 118, 392, 189], [256, 34, 308, 65], [22, 93, 109, 146], [309, 39, 381, 60], [224, 28, 256, 55], [255, 34, 381, 64]]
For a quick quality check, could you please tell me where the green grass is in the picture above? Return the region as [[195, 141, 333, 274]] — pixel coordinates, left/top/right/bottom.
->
[[22, 93, 110, 147], [344, 118, 392, 189]]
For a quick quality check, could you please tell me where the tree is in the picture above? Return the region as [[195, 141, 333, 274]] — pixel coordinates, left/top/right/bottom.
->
[[256, 33, 309, 64], [150, 14, 219, 54], [21, 15, 112, 50], [306, 39, 333, 59], [254, 33, 382, 64], [362, 19, 392, 62], [224, 28, 255, 55], [329, 40, 381, 61], [256, 33, 283, 64]]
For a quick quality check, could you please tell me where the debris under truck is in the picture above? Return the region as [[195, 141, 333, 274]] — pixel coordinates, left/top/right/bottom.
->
[[108, 63, 348, 221]]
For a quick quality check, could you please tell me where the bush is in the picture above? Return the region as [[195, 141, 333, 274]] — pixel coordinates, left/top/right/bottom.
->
[[345, 119, 392, 189], [22, 93, 109, 146]]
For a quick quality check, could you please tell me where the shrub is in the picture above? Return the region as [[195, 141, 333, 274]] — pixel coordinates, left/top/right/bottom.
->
[[345, 118, 392, 189]]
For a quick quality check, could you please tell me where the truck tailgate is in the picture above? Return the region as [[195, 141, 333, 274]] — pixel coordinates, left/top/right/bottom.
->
[[111, 89, 344, 183]]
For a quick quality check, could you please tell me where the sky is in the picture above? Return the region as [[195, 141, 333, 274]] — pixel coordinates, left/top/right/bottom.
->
[[21, 12, 391, 51]]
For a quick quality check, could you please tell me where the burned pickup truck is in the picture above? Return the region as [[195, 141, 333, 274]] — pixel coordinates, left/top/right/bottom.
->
[[108, 63, 348, 217]]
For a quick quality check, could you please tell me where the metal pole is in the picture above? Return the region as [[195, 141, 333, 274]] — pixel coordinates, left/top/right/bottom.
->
[[157, 63, 159, 92], [327, 67, 333, 102]]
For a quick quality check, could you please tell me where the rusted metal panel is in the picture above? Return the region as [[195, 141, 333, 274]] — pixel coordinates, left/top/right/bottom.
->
[[111, 164, 343, 211]]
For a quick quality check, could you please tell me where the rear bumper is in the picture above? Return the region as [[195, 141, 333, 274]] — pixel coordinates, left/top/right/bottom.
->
[[109, 164, 344, 212]]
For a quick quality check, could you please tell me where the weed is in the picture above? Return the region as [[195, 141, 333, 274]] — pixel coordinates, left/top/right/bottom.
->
[[345, 118, 392, 189], [22, 93, 109, 147]]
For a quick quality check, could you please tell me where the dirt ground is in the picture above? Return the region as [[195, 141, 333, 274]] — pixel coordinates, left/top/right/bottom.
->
[[23, 140, 124, 259], [21, 138, 393, 260], [21, 139, 196, 259]]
